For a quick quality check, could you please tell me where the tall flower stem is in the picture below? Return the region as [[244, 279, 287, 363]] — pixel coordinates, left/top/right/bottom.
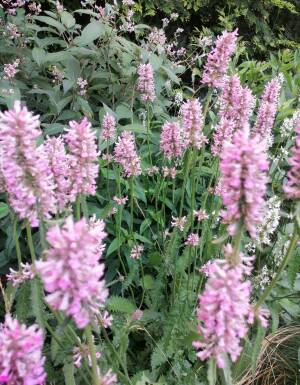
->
[[179, 149, 192, 217], [25, 220, 36, 263], [13, 217, 22, 267], [146, 103, 153, 166], [255, 225, 299, 310], [130, 177, 134, 235], [75, 195, 81, 221], [85, 325, 100, 385]]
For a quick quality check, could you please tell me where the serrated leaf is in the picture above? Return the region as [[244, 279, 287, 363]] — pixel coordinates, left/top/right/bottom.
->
[[15, 281, 31, 322], [30, 278, 46, 329], [107, 296, 135, 313], [151, 345, 167, 369]]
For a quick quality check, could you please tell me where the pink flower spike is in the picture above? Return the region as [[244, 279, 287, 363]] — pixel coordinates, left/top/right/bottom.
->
[[171, 216, 187, 231], [137, 63, 156, 102], [202, 30, 238, 89], [102, 113, 116, 141], [6, 263, 34, 287], [113, 195, 128, 205], [160, 121, 186, 159], [284, 118, 300, 199], [220, 128, 268, 238], [0, 101, 56, 226], [36, 216, 108, 329], [193, 209, 209, 221], [185, 233, 200, 246], [132, 309, 143, 321], [114, 131, 141, 177], [180, 99, 207, 149], [0, 315, 46, 385], [64, 117, 99, 199]]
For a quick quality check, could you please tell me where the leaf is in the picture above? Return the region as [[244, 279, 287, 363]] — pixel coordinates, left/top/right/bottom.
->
[[63, 362, 76, 385], [32, 47, 46, 66], [74, 21, 105, 46], [251, 325, 266, 375], [0, 203, 10, 219], [30, 278, 46, 329], [287, 248, 300, 288], [106, 237, 124, 256], [207, 358, 217, 385], [15, 281, 31, 322], [142, 275, 154, 290], [60, 11, 76, 29], [151, 345, 168, 370], [107, 296, 135, 313], [77, 97, 93, 119], [34, 16, 66, 34], [122, 123, 145, 133]]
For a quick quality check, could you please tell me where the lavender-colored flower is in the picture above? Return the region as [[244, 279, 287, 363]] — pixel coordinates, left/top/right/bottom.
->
[[102, 113, 116, 141], [185, 233, 200, 246], [64, 117, 99, 199], [180, 99, 207, 149], [252, 74, 284, 145], [114, 131, 141, 177], [99, 311, 113, 329], [202, 30, 238, 88], [36, 216, 108, 329], [0, 315, 46, 384], [76, 77, 88, 96], [284, 118, 300, 199], [0, 101, 56, 226], [137, 63, 156, 102], [6, 263, 34, 287], [73, 343, 101, 368], [44, 136, 71, 210], [3, 59, 20, 80], [130, 244, 144, 259], [113, 195, 128, 205], [100, 369, 117, 385], [132, 309, 143, 321], [162, 166, 177, 179], [160, 121, 186, 159], [220, 128, 269, 237], [171, 216, 187, 231], [194, 209, 209, 221]]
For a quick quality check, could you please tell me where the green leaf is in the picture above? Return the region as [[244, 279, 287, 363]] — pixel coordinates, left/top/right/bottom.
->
[[15, 281, 31, 322], [151, 345, 168, 369], [77, 97, 93, 119], [251, 325, 265, 375], [122, 123, 145, 133], [106, 237, 124, 256], [60, 11, 76, 29], [63, 362, 76, 385], [107, 296, 135, 313], [30, 278, 46, 329], [207, 358, 217, 385], [143, 275, 154, 290], [34, 16, 66, 34], [0, 203, 10, 219], [74, 21, 105, 46], [32, 47, 46, 66]]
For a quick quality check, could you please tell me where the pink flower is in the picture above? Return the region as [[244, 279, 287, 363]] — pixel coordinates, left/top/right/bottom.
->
[[162, 166, 177, 179], [137, 63, 156, 102], [76, 77, 88, 96], [64, 117, 99, 198], [212, 75, 255, 156], [171, 216, 187, 231], [185, 233, 200, 246], [3, 59, 20, 80], [6, 263, 34, 287], [44, 136, 71, 210], [130, 244, 144, 259], [220, 128, 268, 237], [99, 311, 113, 328], [194, 209, 209, 221], [114, 131, 141, 177], [198, 260, 215, 277], [100, 369, 117, 385], [284, 118, 300, 198], [73, 342, 101, 368], [0, 315, 46, 384], [180, 99, 207, 149], [113, 196, 128, 205], [36, 217, 108, 329], [132, 309, 143, 321], [145, 166, 160, 176], [0, 101, 56, 226], [102, 113, 116, 141], [202, 30, 238, 88], [193, 255, 253, 368], [252, 74, 284, 145], [160, 121, 186, 159]]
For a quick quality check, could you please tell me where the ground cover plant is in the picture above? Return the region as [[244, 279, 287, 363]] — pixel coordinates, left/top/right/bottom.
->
[[0, 1, 300, 385]]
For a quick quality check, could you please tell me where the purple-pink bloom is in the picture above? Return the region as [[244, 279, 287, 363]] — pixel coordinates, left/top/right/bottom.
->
[[0, 314, 46, 384], [180, 99, 207, 149], [132, 309, 143, 321], [64, 117, 99, 199], [252, 74, 284, 145], [6, 263, 35, 287], [137, 63, 156, 102], [160, 121, 186, 159], [114, 131, 141, 177], [44, 136, 71, 210], [202, 30, 238, 88], [130, 244, 144, 259], [220, 128, 268, 237], [36, 216, 108, 329], [3, 59, 20, 80], [185, 233, 200, 247], [284, 118, 300, 198], [100, 369, 118, 385], [102, 113, 116, 141], [0, 101, 56, 226]]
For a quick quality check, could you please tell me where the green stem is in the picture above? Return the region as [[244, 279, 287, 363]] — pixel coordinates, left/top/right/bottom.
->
[[85, 325, 100, 385], [76, 195, 81, 220], [13, 217, 22, 267], [255, 225, 299, 310], [130, 177, 134, 235], [146, 103, 152, 166], [179, 149, 192, 217], [25, 220, 36, 263]]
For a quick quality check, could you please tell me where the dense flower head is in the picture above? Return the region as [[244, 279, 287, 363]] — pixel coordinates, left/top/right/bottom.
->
[[36, 216, 108, 329], [64, 117, 99, 198], [0, 101, 56, 226], [185, 233, 200, 246], [193, 255, 253, 368], [102, 113, 116, 141], [0, 314, 46, 384], [180, 99, 207, 149], [212, 75, 255, 156], [220, 128, 269, 237], [114, 131, 141, 177], [202, 30, 238, 88], [284, 118, 300, 199], [6, 263, 34, 287], [171, 215, 187, 231], [160, 121, 186, 159], [137, 63, 156, 102], [253, 74, 284, 144], [3, 59, 20, 80], [130, 244, 144, 259], [100, 369, 118, 385], [44, 136, 71, 210]]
